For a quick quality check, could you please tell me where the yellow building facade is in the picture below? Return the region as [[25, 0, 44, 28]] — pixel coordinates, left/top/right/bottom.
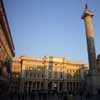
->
[[12, 56, 88, 94], [0, 0, 15, 61]]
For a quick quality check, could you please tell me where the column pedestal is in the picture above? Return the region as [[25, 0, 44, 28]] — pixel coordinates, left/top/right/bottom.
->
[[86, 72, 100, 94]]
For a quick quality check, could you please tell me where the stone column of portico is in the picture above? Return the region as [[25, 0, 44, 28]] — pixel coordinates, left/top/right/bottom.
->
[[82, 4, 96, 74]]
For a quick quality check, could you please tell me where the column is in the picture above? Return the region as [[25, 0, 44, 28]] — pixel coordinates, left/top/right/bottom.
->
[[82, 4, 96, 73]]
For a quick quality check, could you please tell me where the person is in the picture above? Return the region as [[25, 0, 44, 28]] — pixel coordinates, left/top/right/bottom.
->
[[0, 60, 10, 100]]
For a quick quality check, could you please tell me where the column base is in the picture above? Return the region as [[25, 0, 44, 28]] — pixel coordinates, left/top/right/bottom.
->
[[86, 72, 100, 95]]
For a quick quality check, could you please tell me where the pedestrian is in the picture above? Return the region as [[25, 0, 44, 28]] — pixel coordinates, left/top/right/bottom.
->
[[0, 60, 10, 100], [9, 78, 15, 100]]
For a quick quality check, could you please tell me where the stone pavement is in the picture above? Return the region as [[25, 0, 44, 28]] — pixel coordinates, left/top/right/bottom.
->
[[11, 94, 100, 100]]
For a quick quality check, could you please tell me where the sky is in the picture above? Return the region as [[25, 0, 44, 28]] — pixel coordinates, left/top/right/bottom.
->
[[3, 0, 100, 64]]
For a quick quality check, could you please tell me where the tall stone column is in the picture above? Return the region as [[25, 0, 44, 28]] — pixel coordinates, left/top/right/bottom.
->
[[81, 5, 100, 95], [82, 4, 96, 73]]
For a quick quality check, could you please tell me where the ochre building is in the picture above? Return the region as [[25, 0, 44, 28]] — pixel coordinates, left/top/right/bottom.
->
[[0, 0, 15, 61], [12, 56, 88, 94]]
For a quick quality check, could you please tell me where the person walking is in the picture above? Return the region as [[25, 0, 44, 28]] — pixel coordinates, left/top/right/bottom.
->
[[0, 60, 10, 100]]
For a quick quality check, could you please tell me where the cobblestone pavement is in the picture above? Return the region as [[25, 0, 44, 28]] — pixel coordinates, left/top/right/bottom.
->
[[11, 94, 100, 100]]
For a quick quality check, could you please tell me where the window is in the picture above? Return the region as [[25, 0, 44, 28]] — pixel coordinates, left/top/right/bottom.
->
[[42, 74, 44, 78]]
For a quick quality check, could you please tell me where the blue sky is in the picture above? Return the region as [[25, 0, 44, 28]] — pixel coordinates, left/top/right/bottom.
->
[[3, 0, 100, 63]]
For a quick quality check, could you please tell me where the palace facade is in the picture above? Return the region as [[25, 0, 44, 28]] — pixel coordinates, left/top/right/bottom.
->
[[0, 0, 15, 61], [12, 56, 88, 94]]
